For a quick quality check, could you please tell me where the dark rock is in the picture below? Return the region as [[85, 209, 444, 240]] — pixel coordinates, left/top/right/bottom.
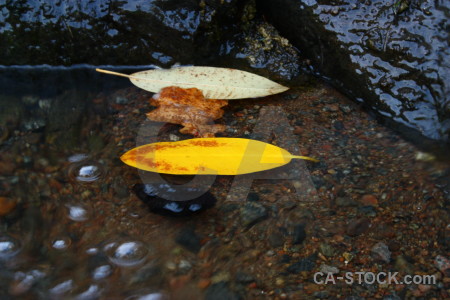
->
[[371, 242, 391, 263], [434, 255, 450, 277], [268, 230, 285, 248], [395, 255, 415, 274], [346, 217, 371, 237], [358, 206, 377, 217], [205, 282, 239, 300], [235, 271, 255, 284], [246, 192, 260, 202], [240, 202, 268, 228], [319, 243, 336, 258], [287, 254, 316, 273], [333, 121, 345, 131], [258, 0, 450, 145], [175, 227, 202, 253], [335, 197, 357, 207], [313, 291, 329, 299], [0, 0, 242, 66], [383, 295, 402, 300], [292, 224, 306, 245], [133, 184, 217, 216]]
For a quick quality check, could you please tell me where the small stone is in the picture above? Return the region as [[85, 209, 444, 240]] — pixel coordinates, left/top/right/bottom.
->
[[333, 121, 345, 130], [287, 254, 316, 273], [358, 205, 377, 217], [292, 224, 306, 244], [240, 202, 268, 228], [198, 278, 211, 289], [339, 104, 352, 114], [293, 126, 303, 135], [417, 284, 431, 293], [178, 260, 192, 273], [319, 243, 336, 257], [275, 277, 284, 286], [434, 255, 450, 276], [0, 159, 16, 175], [175, 227, 202, 253], [211, 272, 230, 284], [395, 255, 414, 274], [114, 96, 129, 104], [320, 264, 339, 274], [360, 194, 378, 206], [235, 271, 255, 284], [415, 151, 435, 161], [205, 282, 239, 300], [313, 291, 329, 299], [268, 231, 285, 248], [346, 217, 371, 237], [371, 242, 391, 263], [335, 197, 357, 207], [169, 134, 180, 141], [0, 197, 16, 216]]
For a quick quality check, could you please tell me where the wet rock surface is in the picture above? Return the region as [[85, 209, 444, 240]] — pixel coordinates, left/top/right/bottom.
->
[[258, 0, 450, 145], [0, 0, 243, 66]]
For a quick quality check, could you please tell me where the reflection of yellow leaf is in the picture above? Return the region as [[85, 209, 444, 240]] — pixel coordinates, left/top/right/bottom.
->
[[121, 138, 318, 175], [96, 66, 289, 99]]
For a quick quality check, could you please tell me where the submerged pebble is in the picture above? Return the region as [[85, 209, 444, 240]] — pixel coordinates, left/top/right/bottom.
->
[[133, 184, 217, 216]]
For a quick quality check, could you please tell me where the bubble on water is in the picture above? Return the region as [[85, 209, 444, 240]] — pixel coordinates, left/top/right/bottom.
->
[[48, 279, 75, 297], [104, 239, 150, 267], [125, 291, 169, 300], [86, 247, 99, 255], [10, 270, 46, 296], [68, 154, 89, 163], [92, 265, 113, 280], [69, 161, 104, 183], [65, 203, 91, 221], [73, 283, 103, 300], [0, 235, 22, 259], [51, 237, 71, 250]]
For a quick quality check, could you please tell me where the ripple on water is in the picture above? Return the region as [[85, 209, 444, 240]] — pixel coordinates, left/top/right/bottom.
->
[[104, 239, 150, 267], [0, 235, 22, 259], [68, 160, 104, 183]]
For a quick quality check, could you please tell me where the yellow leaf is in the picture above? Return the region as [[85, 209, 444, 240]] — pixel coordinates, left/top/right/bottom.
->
[[121, 138, 318, 175], [96, 66, 289, 99]]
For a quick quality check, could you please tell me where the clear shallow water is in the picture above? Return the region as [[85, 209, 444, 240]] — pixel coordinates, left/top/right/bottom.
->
[[0, 65, 173, 299], [0, 66, 449, 299]]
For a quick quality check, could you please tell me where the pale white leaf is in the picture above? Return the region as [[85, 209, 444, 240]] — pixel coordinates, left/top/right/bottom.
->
[[96, 66, 289, 99]]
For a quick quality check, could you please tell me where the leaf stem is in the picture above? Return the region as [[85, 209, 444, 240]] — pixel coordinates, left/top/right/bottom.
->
[[95, 68, 131, 79]]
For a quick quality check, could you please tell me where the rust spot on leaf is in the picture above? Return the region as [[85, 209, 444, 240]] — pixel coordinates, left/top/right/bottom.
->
[[188, 140, 221, 147]]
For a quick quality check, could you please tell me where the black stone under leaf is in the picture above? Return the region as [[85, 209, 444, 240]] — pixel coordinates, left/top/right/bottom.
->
[[133, 184, 217, 217]]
